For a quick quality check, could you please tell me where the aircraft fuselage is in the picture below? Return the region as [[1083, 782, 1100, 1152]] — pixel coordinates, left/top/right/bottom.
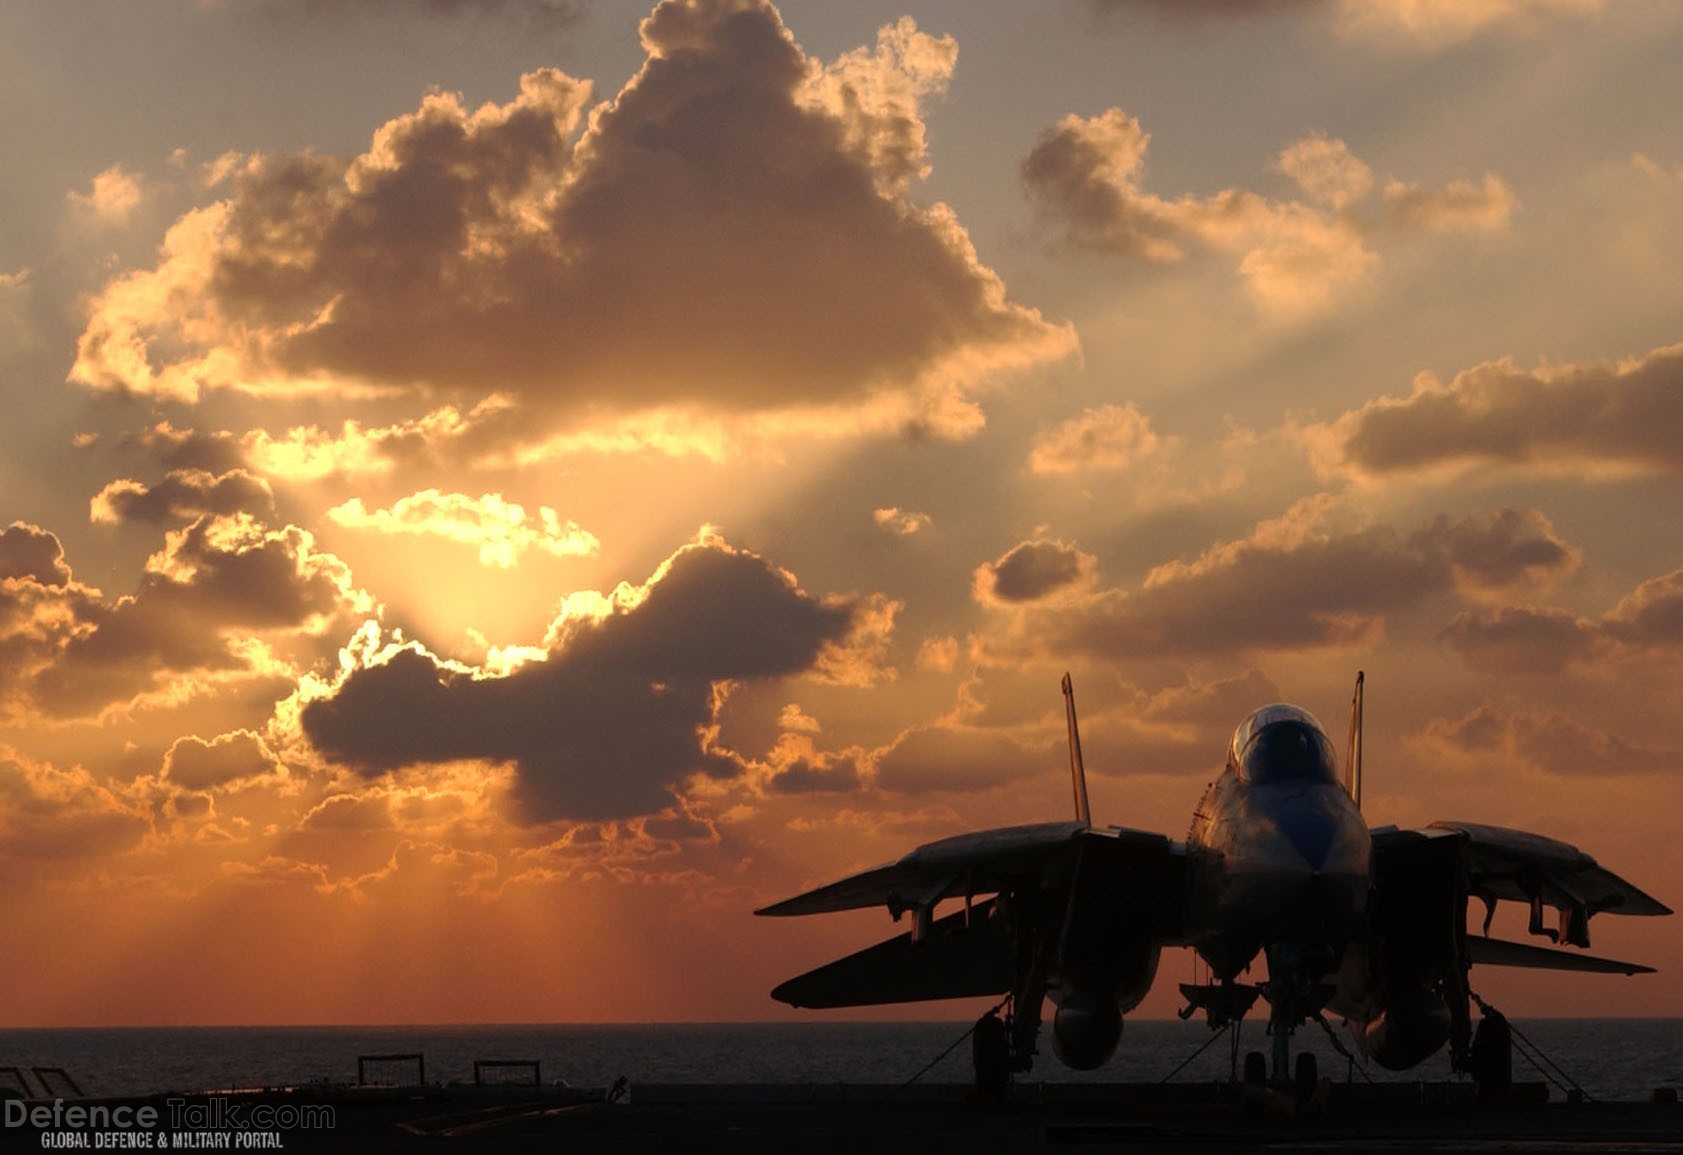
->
[[1183, 705, 1372, 984]]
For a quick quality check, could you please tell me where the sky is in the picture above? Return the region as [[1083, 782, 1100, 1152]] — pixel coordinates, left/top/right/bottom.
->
[[2, 0, 1682, 1028]]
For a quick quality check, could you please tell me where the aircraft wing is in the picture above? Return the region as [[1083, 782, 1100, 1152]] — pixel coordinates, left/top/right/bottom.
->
[[1372, 821, 1670, 954], [755, 820, 1182, 918], [758, 822, 1188, 1008], [1427, 821, 1671, 918]]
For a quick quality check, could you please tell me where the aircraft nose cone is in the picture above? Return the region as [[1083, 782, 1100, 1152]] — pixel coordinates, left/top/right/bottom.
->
[[1278, 805, 1336, 871]]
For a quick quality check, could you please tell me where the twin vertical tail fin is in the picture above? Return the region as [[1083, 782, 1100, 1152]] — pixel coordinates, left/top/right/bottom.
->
[[1345, 669, 1364, 812], [1062, 673, 1092, 827]]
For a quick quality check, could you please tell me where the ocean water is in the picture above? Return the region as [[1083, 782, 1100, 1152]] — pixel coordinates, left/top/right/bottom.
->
[[2, 1020, 1679, 1102]]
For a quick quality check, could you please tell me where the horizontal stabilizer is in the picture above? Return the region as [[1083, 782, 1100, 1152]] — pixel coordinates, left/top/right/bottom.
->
[[1466, 935, 1655, 975], [770, 899, 1014, 1009]]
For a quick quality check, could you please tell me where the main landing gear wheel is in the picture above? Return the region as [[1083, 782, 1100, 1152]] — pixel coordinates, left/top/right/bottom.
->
[[1243, 1050, 1267, 1087], [1294, 1051, 1318, 1101], [972, 1009, 1010, 1103]]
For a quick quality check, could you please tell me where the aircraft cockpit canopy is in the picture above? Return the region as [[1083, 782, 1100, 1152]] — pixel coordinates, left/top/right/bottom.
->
[[1227, 705, 1339, 786]]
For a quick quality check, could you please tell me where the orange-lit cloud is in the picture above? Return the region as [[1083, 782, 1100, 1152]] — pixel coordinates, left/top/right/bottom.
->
[[873, 669, 1280, 794], [873, 507, 932, 536], [1028, 403, 1164, 474], [1633, 153, 1683, 186], [6, 0, 1681, 1030], [2, 516, 369, 722], [1383, 175, 1518, 232], [0, 748, 151, 872], [68, 165, 146, 225], [236, 388, 993, 483], [760, 734, 867, 796], [73, 0, 1071, 438], [1314, 341, 1683, 482], [326, 490, 598, 568], [2, 523, 106, 722], [1023, 110, 1511, 310], [1276, 134, 1375, 210], [915, 635, 960, 672], [975, 504, 1576, 660], [1414, 701, 1680, 778], [1443, 566, 1683, 674]]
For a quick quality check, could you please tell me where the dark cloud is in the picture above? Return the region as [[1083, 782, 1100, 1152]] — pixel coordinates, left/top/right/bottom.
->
[[1, 522, 73, 587], [1442, 568, 1683, 675], [1441, 606, 1603, 675], [974, 539, 1097, 604], [1022, 108, 1174, 261], [76, 0, 1067, 426], [163, 731, 283, 791], [1325, 341, 1683, 480], [1417, 703, 1681, 778], [92, 469, 275, 526], [765, 752, 864, 795], [301, 537, 862, 822], [991, 507, 1576, 660], [1419, 507, 1578, 592], [128, 424, 248, 475], [641, 808, 718, 843], [1604, 570, 1683, 648]]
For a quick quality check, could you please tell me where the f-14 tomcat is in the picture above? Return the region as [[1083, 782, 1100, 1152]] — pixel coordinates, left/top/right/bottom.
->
[[757, 674, 1670, 1084]]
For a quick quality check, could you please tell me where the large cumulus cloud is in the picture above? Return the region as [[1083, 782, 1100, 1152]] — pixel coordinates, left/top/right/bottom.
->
[[1315, 341, 1683, 482], [975, 505, 1577, 661], [73, 0, 1070, 430], [299, 535, 875, 822]]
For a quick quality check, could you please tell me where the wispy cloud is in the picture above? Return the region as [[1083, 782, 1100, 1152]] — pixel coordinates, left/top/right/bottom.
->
[[326, 491, 598, 568]]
